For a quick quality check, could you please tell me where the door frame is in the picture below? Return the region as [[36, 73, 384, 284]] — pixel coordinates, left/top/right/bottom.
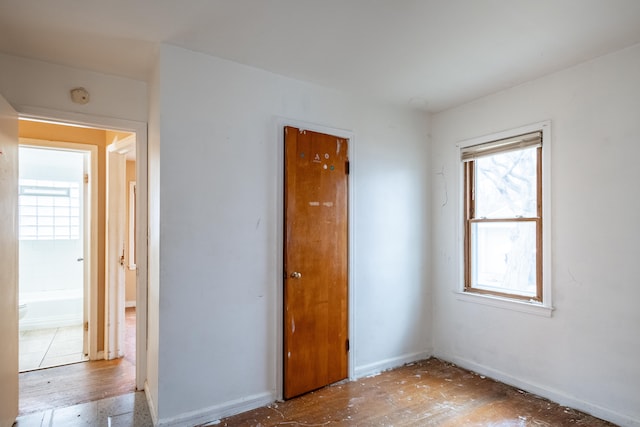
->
[[105, 137, 132, 360], [18, 106, 148, 391], [0, 93, 18, 427], [275, 117, 356, 400], [18, 138, 97, 360]]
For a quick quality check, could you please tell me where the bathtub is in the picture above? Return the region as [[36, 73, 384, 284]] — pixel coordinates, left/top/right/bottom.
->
[[19, 288, 83, 331]]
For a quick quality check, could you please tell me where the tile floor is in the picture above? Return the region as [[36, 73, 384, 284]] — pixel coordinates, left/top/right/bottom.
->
[[14, 391, 153, 427], [19, 324, 87, 372]]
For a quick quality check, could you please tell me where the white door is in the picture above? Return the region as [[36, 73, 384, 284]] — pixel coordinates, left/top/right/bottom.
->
[[105, 144, 127, 359], [0, 94, 19, 426], [18, 145, 88, 369]]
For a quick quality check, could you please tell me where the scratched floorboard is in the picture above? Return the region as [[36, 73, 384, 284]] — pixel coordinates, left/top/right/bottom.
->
[[214, 358, 616, 426], [18, 307, 136, 415]]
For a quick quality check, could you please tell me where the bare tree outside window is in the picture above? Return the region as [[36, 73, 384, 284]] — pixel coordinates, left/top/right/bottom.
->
[[463, 133, 543, 301]]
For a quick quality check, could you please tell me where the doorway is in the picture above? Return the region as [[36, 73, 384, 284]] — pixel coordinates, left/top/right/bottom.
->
[[283, 126, 350, 399], [15, 114, 147, 415], [18, 144, 92, 372]]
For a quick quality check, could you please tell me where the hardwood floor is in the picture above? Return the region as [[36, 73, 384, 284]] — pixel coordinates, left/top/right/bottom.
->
[[19, 307, 136, 416], [18, 314, 619, 426], [216, 358, 616, 426]]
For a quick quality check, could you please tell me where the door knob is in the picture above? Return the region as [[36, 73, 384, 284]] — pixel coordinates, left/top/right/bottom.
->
[[290, 272, 302, 279], [77, 258, 84, 262]]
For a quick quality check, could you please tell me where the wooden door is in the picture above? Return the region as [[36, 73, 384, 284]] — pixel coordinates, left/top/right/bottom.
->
[[284, 126, 349, 399]]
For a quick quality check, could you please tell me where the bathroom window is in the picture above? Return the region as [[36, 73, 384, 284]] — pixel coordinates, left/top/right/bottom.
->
[[19, 179, 81, 240]]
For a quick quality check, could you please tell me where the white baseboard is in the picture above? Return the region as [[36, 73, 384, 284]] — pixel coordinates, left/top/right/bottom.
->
[[125, 300, 136, 308], [156, 391, 275, 427], [144, 382, 158, 426], [438, 354, 640, 427], [354, 350, 431, 379], [153, 351, 429, 426]]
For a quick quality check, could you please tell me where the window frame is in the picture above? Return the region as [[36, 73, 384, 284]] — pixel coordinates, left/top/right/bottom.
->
[[457, 121, 553, 316]]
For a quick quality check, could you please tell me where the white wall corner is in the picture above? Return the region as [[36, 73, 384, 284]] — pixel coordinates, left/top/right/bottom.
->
[[354, 350, 432, 380], [437, 354, 640, 427]]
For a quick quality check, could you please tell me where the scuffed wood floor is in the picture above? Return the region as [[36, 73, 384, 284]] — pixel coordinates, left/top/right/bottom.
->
[[216, 358, 616, 426], [18, 307, 136, 415]]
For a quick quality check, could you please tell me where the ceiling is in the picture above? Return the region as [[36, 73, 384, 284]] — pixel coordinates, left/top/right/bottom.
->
[[2, 0, 640, 112]]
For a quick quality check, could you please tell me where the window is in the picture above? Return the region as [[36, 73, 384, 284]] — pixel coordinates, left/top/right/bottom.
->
[[460, 123, 550, 308], [19, 179, 81, 240]]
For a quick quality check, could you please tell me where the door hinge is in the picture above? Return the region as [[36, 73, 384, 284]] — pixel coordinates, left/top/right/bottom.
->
[[84, 174, 89, 184], [346, 338, 350, 352], [84, 321, 89, 332], [345, 161, 350, 175]]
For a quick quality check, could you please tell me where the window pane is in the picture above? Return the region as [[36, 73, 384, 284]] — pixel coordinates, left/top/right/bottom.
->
[[39, 207, 54, 216], [56, 217, 70, 226], [475, 147, 537, 218], [471, 221, 537, 297], [54, 197, 70, 206], [21, 216, 37, 226], [39, 196, 54, 206], [21, 226, 38, 237], [54, 206, 70, 217], [38, 216, 54, 226], [18, 179, 81, 241], [20, 206, 37, 216], [20, 196, 38, 206]]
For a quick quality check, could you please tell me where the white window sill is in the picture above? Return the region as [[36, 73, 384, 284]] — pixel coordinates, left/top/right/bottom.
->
[[455, 291, 554, 317]]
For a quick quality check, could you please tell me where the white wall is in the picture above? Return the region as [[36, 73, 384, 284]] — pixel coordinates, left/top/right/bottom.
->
[[145, 54, 161, 425], [149, 44, 430, 425], [0, 53, 147, 122], [430, 44, 640, 426]]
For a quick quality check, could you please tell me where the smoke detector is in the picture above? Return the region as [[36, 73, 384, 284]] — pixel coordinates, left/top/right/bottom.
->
[[70, 87, 90, 105]]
